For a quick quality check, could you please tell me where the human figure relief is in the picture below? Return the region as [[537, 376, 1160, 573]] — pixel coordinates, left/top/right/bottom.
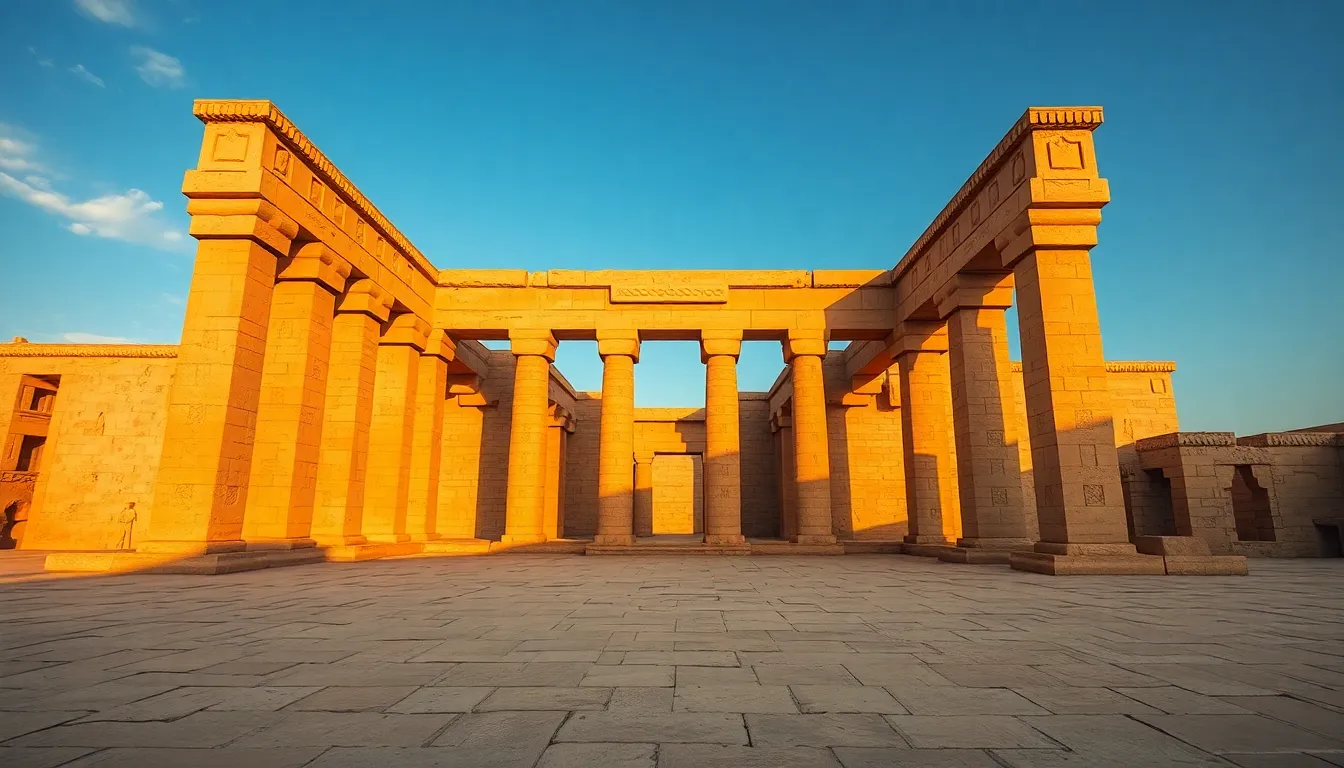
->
[[116, 502, 137, 550]]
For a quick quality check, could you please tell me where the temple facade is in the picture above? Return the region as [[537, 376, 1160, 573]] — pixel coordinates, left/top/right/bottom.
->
[[2, 102, 1340, 574]]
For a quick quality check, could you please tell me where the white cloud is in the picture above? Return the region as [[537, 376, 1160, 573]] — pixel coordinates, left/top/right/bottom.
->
[[75, 0, 135, 26], [61, 332, 133, 343], [131, 46, 184, 88], [69, 64, 105, 88], [0, 130, 44, 174], [160, 293, 184, 306]]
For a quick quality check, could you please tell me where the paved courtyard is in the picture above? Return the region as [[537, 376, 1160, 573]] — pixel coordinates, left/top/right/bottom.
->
[[1, 553, 1343, 768]]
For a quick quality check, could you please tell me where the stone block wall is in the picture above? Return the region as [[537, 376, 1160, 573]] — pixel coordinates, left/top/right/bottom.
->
[[652, 454, 702, 534], [1, 352, 176, 550]]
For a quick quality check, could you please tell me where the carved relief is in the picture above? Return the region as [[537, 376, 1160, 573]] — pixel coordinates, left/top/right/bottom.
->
[[1010, 152, 1025, 184], [333, 198, 346, 226], [1083, 484, 1105, 506], [991, 487, 1010, 506], [273, 148, 290, 174], [1047, 136, 1085, 170], [355, 219, 366, 244], [610, 284, 729, 304], [308, 178, 324, 207], [969, 200, 981, 226], [211, 129, 248, 162], [987, 179, 1000, 208], [986, 430, 1005, 447]]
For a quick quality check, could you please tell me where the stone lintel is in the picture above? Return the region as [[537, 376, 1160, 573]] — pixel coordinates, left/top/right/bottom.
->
[[510, 330, 558, 361], [381, 313, 431, 350], [277, 242, 351, 293], [934, 273, 1014, 319], [700, 329, 743, 362], [337, 279, 393, 322], [421, 329, 457, 363]]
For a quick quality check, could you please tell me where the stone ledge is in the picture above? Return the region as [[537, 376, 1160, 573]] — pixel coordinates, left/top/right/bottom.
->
[[903, 542, 955, 558], [750, 541, 845, 556], [419, 539, 493, 555], [587, 543, 751, 556], [493, 540, 589, 554], [1010, 551, 1167, 575], [937, 547, 1015, 565], [1163, 555, 1249, 576], [322, 542, 424, 562], [841, 541, 907, 554], [44, 548, 324, 575]]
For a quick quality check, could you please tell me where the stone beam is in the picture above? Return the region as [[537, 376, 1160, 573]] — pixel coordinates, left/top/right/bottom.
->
[[841, 106, 1109, 384], [186, 100, 435, 320], [432, 270, 895, 340]]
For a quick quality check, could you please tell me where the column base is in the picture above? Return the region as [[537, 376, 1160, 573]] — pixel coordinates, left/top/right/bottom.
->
[[1133, 536, 1249, 575], [136, 539, 247, 555], [1010, 550, 1166, 575], [322, 541, 425, 561], [45, 548, 324, 575], [956, 537, 1034, 550], [312, 535, 368, 547], [704, 534, 746, 546], [792, 534, 837, 545], [500, 533, 548, 545], [406, 533, 443, 543], [365, 534, 412, 544], [902, 535, 953, 558], [937, 548, 1012, 565], [593, 534, 635, 546], [245, 538, 318, 551]]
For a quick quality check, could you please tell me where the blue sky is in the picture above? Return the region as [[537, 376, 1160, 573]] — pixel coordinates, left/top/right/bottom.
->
[[1, 0, 1340, 434]]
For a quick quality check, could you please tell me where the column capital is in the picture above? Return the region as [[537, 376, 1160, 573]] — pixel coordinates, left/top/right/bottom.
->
[[381, 313, 430, 350], [634, 450, 656, 464], [700, 329, 743, 362], [510, 330, 559, 361], [185, 198, 299, 256], [935, 273, 1014, 319], [596, 329, 640, 362], [277, 242, 351, 293], [421, 329, 457, 363], [889, 321, 948, 358], [782, 329, 828, 362], [336, 279, 393, 322], [995, 208, 1103, 267]]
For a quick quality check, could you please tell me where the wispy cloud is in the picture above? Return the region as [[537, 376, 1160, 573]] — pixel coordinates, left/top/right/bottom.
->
[[131, 46, 184, 88], [75, 0, 135, 26], [0, 126, 188, 252], [69, 64, 106, 88], [60, 332, 135, 343]]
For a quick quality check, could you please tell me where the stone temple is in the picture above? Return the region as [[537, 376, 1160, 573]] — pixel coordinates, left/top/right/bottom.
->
[[1, 101, 1341, 575]]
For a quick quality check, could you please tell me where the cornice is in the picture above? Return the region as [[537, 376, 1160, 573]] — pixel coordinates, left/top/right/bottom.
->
[[0, 344, 179, 358], [193, 99, 436, 279], [891, 106, 1104, 283], [1136, 432, 1236, 451], [1008, 361, 1175, 374], [1238, 432, 1344, 448]]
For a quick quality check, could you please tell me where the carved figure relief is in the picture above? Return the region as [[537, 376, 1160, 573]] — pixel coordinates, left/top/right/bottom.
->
[[1010, 152, 1026, 184], [273, 149, 291, 175], [115, 502, 137, 550], [309, 178, 324, 206]]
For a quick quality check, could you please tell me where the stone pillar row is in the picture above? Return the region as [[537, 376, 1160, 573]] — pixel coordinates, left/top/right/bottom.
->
[[139, 212, 454, 555]]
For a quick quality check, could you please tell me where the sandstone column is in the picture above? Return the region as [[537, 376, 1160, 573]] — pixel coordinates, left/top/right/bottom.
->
[[141, 201, 297, 555], [937, 274, 1034, 558], [633, 452, 655, 538], [783, 331, 835, 545], [360, 314, 428, 543], [310, 280, 392, 547], [701, 330, 745, 545], [405, 330, 453, 542], [595, 331, 639, 545], [542, 414, 569, 540], [242, 243, 350, 550], [894, 322, 961, 553], [776, 415, 798, 540], [1011, 246, 1151, 570], [502, 331, 557, 544]]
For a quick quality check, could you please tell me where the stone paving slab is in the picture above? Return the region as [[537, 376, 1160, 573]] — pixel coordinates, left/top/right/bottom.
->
[[1, 554, 1343, 765]]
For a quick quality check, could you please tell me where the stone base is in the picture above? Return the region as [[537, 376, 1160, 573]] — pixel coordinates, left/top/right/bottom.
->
[[419, 538, 492, 555], [490, 539, 588, 554], [587, 542, 751, 556], [792, 534, 837, 545], [323, 541, 425, 562], [245, 538, 318, 551], [44, 548, 324, 575], [937, 547, 1014, 565], [1163, 555, 1249, 575], [703, 534, 747, 546], [750, 540, 845, 555], [1133, 535, 1209, 556], [592, 534, 636, 546], [902, 542, 955, 558], [841, 540, 907, 554], [1009, 551, 1167, 575], [499, 533, 548, 545]]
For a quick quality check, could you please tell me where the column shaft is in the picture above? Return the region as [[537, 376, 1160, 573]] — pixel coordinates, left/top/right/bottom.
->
[[143, 236, 281, 554], [786, 339, 835, 545], [945, 303, 1033, 549], [1014, 248, 1131, 549], [502, 333, 556, 544], [778, 424, 797, 540], [405, 352, 448, 541], [703, 351, 744, 545], [311, 282, 390, 546], [898, 347, 961, 545], [633, 455, 655, 538], [542, 425, 567, 539], [595, 351, 636, 545]]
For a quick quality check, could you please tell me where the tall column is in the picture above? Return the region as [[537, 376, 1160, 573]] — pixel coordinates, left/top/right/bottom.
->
[[776, 416, 798, 540], [141, 201, 297, 555], [1012, 246, 1142, 562], [502, 330, 557, 544], [310, 280, 392, 546], [406, 330, 453, 542], [701, 330, 745, 545], [243, 243, 350, 549], [542, 414, 569, 540], [594, 330, 639, 545], [894, 322, 961, 551], [937, 275, 1034, 555], [633, 452, 655, 538], [783, 330, 835, 545], [362, 314, 429, 543]]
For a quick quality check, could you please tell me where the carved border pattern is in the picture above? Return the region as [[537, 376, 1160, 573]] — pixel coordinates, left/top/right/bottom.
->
[[1008, 361, 1175, 373], [1238, 433, 1344, 447], [891, 107, 1104, 282], [1136, 432, 1237, 451], [0, 344, 179, 358], [192, 100, 434, 281]]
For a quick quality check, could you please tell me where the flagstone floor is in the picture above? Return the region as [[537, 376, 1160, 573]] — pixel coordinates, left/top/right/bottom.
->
[[1, 552, 1343, 767]]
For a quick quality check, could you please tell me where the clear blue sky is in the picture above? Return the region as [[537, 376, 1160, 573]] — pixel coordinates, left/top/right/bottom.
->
[[2, 0, 1340, 434]]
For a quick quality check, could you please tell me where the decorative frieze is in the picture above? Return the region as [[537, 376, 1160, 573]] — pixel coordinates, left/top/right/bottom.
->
[[0, 344, 178, 358], [1238, 432, 1344, 447]]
